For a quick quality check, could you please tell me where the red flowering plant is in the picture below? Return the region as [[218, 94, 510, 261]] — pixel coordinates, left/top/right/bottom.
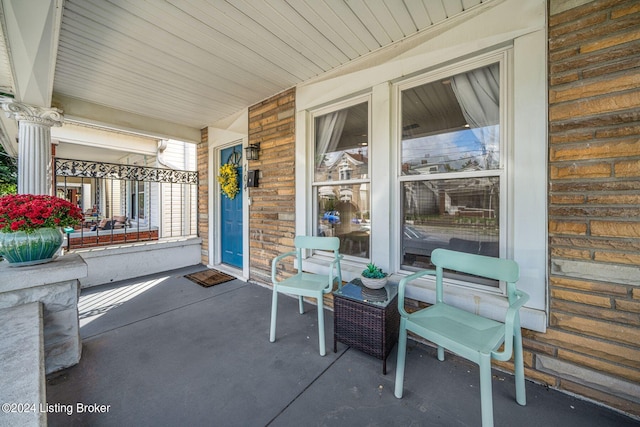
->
[[0, 194, 83, 233]]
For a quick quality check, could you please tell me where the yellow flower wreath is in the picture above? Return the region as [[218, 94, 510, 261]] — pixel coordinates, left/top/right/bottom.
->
[[217, 163, 239, 199]]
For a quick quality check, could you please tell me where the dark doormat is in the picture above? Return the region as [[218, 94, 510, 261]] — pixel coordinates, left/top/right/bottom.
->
[[185, 269, 235, 288]]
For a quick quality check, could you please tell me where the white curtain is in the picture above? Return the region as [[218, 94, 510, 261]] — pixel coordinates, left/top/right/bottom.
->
[[450, 63, 499, 127], [451, 63, 500, 168], [315, 110, 348, 161]]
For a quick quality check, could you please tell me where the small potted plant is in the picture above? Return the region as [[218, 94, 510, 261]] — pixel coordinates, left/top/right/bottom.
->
[[360, 263, 388, 289]]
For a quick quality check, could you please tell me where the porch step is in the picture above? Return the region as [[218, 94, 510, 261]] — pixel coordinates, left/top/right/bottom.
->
[[0, 302, 46, 427]]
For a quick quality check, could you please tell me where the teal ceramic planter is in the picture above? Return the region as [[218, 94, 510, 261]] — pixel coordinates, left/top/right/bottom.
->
[[0, 228, 64, 267]]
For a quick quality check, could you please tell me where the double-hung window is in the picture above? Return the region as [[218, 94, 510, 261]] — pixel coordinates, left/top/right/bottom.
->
[[299, 19, 546, 330], [398, 58, 505, 287], [312, 99, 370, 259]]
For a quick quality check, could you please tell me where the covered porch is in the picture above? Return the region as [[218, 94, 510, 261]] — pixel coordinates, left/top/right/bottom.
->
[[0, 0, 638, 422], [45, 267, 636, 427]]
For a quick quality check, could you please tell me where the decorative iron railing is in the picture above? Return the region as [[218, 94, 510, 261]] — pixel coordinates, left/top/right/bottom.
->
[[55, 157, 198, 249], [55, 158, 198, 184]]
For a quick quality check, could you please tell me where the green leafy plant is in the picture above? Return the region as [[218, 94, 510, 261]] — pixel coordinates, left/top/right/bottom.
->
[[0, 144, 17, 195], [361, 263, 387, 279]]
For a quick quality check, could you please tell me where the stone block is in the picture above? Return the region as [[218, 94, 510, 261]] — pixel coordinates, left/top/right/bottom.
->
[[553, 179, 640, 194], [523, 336, 557, 356], [550, 139, 640, 161], [551, 206, 640, 219], [596, 124, 640, 139], [550, 129, 593, 144], [44, 334, 81, 374], [529, 327, 640, 368], [551, 288, 612, 307], [549, 92, 640, 121], [551, 258, 639, 286], [550, 110, 640, 133], [594, 250, 640, 266], [587, 194, 640, 204], [551, 299, 639, 326], [591, 220, 640, 238], [550, 194, 585, 204], [612, 2, 640, 19], [615, 159, 640, 177], [548, 220, 587, 235], [0, 302, 46, 427], [548, 10, 606, 37], [616, 299, 640, 314], [583, 56, 640, 80], [537, 354, 640, 404], [550, 162, 611, 179], [551, 247, 591, 260], [550, 73, 640, 104], [550, 275, 628, 296], [581, 28, 640, 53], [549, 71, 580, 87], [0, 280, 78, 312], [549, 0, 600, 19], [551, 312, 640, 346], [43, 308, 79, 346]]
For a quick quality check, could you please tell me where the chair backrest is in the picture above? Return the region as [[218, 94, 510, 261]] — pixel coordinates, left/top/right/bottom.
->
[[431, 248, 519, 303], [294, 235, 340, 251], [294, 236, 340, 275], [431, 248, 518, 282]]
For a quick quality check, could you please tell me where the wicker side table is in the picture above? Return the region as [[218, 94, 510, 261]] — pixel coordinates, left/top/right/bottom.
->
[[333, 279, 400, 374]]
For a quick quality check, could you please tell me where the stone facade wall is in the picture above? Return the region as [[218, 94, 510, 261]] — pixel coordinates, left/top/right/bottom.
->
[[198, 127, 209, 265], [247, 88, 296, 283], [533, 0, 640, 416]]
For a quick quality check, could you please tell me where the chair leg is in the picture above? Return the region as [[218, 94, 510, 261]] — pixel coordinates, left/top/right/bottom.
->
[[479, 353, 494, 427], [298, 295, 305, 314], [317, 295, 326, 356], [514, 322, 526, 406], [437, 346, 445, 361], [394, 319, 408, 398], [269, 289, 278, 343]]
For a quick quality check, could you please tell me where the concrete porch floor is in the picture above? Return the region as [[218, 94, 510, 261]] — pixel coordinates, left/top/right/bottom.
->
[[45, 265, 638, 427]]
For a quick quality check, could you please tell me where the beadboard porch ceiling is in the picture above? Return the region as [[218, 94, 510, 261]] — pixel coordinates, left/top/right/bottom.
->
[[0, 0, 493, 142]]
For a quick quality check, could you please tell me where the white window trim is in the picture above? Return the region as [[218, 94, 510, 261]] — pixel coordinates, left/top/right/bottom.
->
[[308, 94, 373, 264], [295, 20, 547, 332]]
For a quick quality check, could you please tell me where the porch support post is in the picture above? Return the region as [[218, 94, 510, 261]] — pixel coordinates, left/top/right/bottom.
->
[[1, 99, 63, 195]]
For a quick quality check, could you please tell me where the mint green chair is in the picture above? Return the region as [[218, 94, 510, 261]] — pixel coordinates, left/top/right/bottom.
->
[[270, 236, 342, 356], [394, 248, 529, 427]]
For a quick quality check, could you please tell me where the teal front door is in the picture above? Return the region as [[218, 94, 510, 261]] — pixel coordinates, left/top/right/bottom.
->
[[220, 145, 243, 268]]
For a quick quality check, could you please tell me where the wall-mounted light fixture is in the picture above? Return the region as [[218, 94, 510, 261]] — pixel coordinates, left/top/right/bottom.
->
[[245, 143, 260, 160]]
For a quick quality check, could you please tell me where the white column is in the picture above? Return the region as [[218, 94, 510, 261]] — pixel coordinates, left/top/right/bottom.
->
[[1, 99, 63, 195]]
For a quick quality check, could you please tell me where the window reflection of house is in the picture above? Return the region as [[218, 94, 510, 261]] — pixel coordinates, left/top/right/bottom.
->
[[313, 101, 371, 258], [399, 62, 502, 272], [317, 153, 371, 257]]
